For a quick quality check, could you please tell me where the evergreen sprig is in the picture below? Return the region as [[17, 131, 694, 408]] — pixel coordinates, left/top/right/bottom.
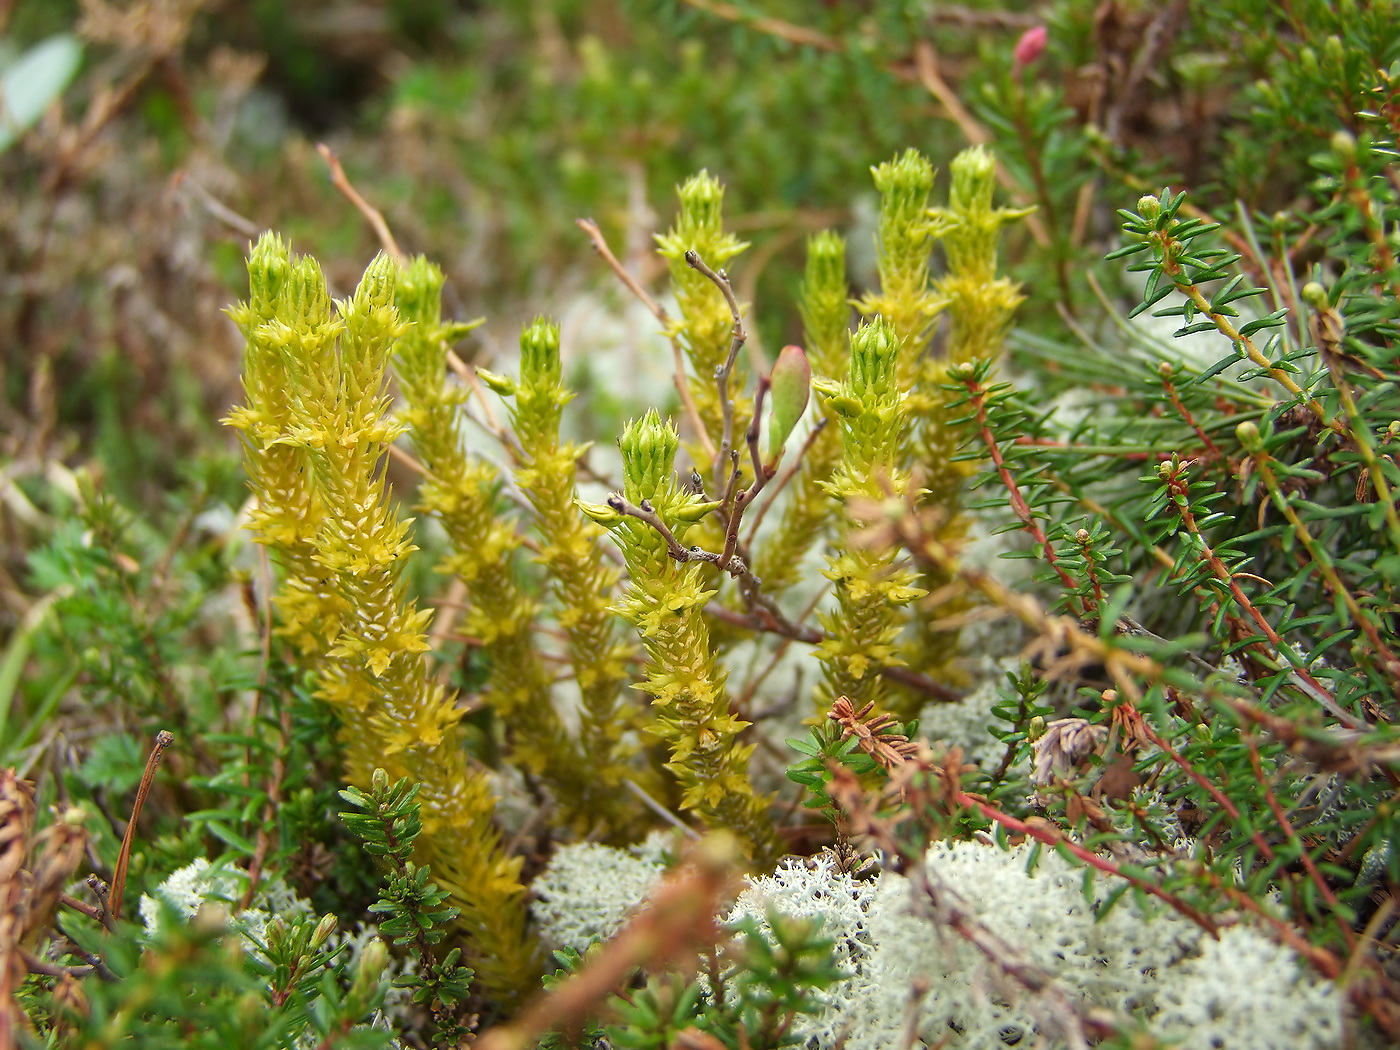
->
[[340, 769, 474, 1046]]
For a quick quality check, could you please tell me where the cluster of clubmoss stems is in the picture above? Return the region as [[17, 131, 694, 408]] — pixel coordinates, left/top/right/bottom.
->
[[813, 318, 927, 720], [818, 151, 953, 718], [393, 265, 644, 840], [858, 149, 952, 410], [228, 237, 537, 1003], [879, 147, 1027, 710], [907, 148, 1030, 691], [657, 149, 1022, 731]]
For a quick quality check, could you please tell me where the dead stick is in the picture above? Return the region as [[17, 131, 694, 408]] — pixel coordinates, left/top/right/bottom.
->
[[316, 142, 406, 263], [108, 730, 173, 923], [473, 835, 737, 1050], [576, 218, 716, 462]]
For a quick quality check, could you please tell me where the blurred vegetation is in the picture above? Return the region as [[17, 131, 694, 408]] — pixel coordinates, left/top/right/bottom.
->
[[2, 0, 1400, 1046]]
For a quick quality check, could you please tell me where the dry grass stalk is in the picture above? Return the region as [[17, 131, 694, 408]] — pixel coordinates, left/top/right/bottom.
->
[[473, 833, 741, 1050]]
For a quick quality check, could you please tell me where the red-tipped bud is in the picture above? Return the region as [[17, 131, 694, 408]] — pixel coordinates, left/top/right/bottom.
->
[[1013, 25, 1047, 68], [766, 344, 811, 467]]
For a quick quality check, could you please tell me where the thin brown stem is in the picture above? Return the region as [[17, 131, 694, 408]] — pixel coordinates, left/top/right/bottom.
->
[[684, 249, 748, 496], [577, 218, 715, 462], [1159, 366, 1223, 459], [109, 730, 173, 923], [964, 374, 1080, 598], [317, 142, 405, 263], [1244, 735, 1355, 951], [744, 418, 829, 546]]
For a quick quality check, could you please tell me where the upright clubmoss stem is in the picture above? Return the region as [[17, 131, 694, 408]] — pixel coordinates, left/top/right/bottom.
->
[[582, 411, 780, 865], [910, 146, 1029, 699], [755, 232, 850, 598], [857, 149, 950, 400], [813, 319, 926, 717], [487, 318, 660, 838], [930, 145, 1031, 370]]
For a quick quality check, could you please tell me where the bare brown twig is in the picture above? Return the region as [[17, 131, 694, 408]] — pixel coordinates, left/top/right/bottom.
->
[[109, 729, 173, 923], [576, 218, 715, 462], [684, 249, 748, 497], [316, 142, 405, 263], [473, 835, 739, 1050]]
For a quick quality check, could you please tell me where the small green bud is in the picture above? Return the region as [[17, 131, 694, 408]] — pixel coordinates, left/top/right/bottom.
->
[[1027, 716, 1047, 741], [347, 938, 390, 1015], [1331, 130, 1357, 164], [264, 916, 287, 947], [1137, 194, 1161, 222], [871, 149, 935, 221], [519, 317, 562, 386], [476, 367, 516, 397], [370, 767, 389, 794], [766, 344, 811, 464], [354, 252, 400, 311], [620, 409, 682, 501], [577, 499, 624, 528], [849, 319, 900, 397], [672, 499, 722, 523], [311, 913, 338, 948], [359, 937, 390, 978], [949, 144, 996, 213], [1301, 282, 1328, 309], [677, 170, 725, 229], [245, 232, 291, 319], [395, 256, 446, 326], [1235, 420, 1263, 452], [285, 257, 332, 329]]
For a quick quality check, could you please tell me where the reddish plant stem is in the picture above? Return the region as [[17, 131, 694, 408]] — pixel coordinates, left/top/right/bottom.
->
[[1244, 735, 1356, 951], [1163, 462, 1351, 721], [1159, 368, 1223, 459], [1074, 530, 1106, 621], [955, 789, 1218, 933], [964, 376, 1079, 597], [1127, 706, 1277, 865], [109, 730, 174, 923]]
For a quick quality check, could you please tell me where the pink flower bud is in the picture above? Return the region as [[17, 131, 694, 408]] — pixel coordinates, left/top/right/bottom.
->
[[1013, 25, 1048, 69]]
